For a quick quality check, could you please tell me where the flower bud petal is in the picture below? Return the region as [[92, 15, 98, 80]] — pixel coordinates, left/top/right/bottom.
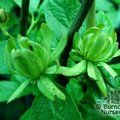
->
[[11, 49, 43, 78], [28, 41, 49, 68]]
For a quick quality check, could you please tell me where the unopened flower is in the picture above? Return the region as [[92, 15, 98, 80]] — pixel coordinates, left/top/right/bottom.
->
[[58, 26, 120, 96]]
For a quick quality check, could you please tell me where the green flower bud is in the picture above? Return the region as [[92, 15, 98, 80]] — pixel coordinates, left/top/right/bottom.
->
[[19, 37, 50, 68], [11, 49, 44, 78], [75, 26, 118, 63], [11, 37, 50, 78]]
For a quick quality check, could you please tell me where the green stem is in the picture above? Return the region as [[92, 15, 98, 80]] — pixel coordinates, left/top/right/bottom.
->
[[1, 27, 14, 38], [86, 1, 95, 29], [26, 14, 35, 35], [20, 0, 30, 36], [27, 13, 41, 36]]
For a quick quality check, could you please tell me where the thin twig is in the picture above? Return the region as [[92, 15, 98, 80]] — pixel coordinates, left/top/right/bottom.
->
[[20, 0, 30, 36], [27, 13, 42, 36]]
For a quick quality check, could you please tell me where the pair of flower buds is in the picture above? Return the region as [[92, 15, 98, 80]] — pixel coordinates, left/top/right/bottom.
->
[[7, 25, 120, 102], [12, 25, 118, 78]]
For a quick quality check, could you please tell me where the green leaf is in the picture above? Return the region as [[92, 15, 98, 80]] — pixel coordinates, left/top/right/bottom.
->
[[45, 65, 59, 74], [7, 79, 30, 103], [66, 78, 84, 104], [13, 0, 40, 14], [37, 23, 54, 49], [5, 38, 16, 53], [29, 0, 40, 14], [99, 66, 120, 89], [79, 103, 116, 120], [96, 11, 113, 29], [111, 63, 120, 75], [113, 0, 120, 3], [20, 85, 83, 120], [0, 81, 19, 102], [0, 80, 30, 102], [4, 38, 16, 70], [87, 63, 107, 96], [0, 0, 14, 12], [13, 0, 21, 6], [99, 62, 118, 78], [87, 62, 97, 80], [20, 108, 31, 120], [96, 0, 120, 28], [95, 66, 107, 96], [50, 34, 67, 62], [113, 49, 120, 58], [96, 0, 113, 12], [37, 76, 66, 101], [106, 7, 120, 28], [0, 40, 9, 74], [45, 0, 80, 39], [58, 60, 87, 76]]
